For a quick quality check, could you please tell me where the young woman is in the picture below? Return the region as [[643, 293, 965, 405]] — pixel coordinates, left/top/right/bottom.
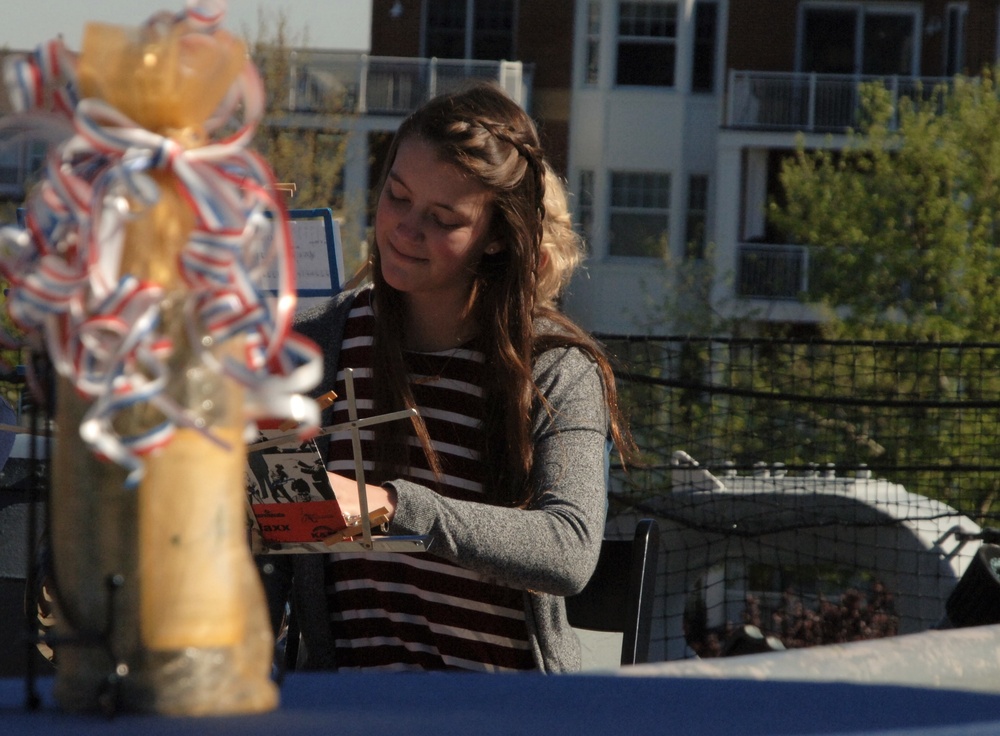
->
[[267, 83, 631, 673]]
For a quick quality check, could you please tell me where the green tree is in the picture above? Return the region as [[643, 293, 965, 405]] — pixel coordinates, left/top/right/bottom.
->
[[770, 69, 1000, 342], [247, 10, 363, 275], [765, 69, 1000, 516]]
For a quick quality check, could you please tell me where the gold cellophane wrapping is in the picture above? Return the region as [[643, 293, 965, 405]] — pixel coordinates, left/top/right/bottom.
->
[[48, 19, 277, 716]]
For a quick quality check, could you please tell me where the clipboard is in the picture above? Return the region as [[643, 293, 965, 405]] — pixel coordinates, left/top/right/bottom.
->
[[263, 207, 345, 312]]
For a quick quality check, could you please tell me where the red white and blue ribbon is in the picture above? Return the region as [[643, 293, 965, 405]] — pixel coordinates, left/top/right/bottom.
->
[[0, 0, 323, 486]]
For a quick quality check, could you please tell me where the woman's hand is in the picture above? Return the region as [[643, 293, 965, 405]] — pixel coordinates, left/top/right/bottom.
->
[[327, 471, 398, 522]]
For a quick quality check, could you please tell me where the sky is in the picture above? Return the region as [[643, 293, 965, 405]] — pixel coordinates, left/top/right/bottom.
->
[[0, 0, 372, 52]]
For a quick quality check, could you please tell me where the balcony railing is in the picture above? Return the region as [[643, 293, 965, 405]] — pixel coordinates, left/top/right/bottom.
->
[[736, 242, 809, 300], [726, 70, 952, 133], [282, 52, 532, 116]]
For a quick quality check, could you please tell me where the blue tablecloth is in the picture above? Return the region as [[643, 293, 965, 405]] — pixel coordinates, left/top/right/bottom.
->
[[3, 672, 1000, 735]]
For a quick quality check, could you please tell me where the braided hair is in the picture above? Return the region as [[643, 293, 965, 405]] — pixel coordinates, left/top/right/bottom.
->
[[369, 83, 631, 507]]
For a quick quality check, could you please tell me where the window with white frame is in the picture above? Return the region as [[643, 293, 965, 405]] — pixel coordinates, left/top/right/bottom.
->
[[616, 1, 677, 87], [608, 171, 671, 258], [685, 174, 709, 260], [798, 2, 920, 76], [424, 0, 516, 60], [944, 3, 968, 76]]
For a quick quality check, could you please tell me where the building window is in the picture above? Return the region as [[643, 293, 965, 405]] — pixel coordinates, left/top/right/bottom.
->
[[691, 1, 717, 92], [685, 174, 709, 260], [585, 1, 601, 85], [473, 0, 516, 59], [609, 171, 671, 258], [424, 0, 516, 60], [944, 3, 968, 76], [616, 1, 677, 87], [0, 139, 19, 186], [799, 2, 919, 76], [425, 0, 467, 58], [0, 133, 46, 190], [577, 169, 595, 251]]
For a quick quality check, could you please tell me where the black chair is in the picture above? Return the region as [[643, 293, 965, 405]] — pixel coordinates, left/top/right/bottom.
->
[[565, 518, 660, 666]]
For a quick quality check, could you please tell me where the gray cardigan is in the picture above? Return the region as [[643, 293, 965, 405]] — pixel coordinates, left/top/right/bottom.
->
[[266, 286, 609, 672]]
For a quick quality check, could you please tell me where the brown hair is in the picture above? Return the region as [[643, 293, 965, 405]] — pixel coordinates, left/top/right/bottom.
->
[[369, 83, 631, 506]]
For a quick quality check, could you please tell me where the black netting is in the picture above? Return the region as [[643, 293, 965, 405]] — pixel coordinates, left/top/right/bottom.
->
[[600, 336, 1000, 661]]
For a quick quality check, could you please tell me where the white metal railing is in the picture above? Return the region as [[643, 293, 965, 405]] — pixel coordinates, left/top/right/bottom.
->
[[726, 70, 953, 132], [284, 51, 532, 115], [736, 242, 809, 300]]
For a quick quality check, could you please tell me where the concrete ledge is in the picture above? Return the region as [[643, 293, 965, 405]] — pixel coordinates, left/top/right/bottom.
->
[[621, 625, 1000, 694]]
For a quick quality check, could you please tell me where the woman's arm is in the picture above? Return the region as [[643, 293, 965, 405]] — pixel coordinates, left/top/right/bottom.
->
[[380, 346, 609, 596]]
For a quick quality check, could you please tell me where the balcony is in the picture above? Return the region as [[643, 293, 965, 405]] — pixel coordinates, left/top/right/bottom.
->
[[736, 242, 809, 300], [281, 51, 533, 116], [726, 70, 952, 133]]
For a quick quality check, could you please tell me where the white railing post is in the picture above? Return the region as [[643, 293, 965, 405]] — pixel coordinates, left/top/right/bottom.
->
[[499, 60, 524, 105], [429, 57, 438, 102]]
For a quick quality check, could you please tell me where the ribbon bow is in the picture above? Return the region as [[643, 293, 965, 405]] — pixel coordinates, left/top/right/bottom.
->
[[0, 0, 322, 486]]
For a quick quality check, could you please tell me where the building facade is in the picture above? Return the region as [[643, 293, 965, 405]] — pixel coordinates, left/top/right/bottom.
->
[[562, 0, 725, 333], [561, 0, 1000, 335], [369, 0, 575, 171], [713, 0, 1000, 332], [3, 2, 1000, 336]]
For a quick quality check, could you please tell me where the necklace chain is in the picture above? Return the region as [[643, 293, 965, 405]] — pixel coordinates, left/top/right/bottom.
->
[[410, 346, 462, 386]]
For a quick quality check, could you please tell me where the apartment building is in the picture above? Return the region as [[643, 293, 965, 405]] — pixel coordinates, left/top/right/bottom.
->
[[562, 0, 725, 333], [368, 0, 575, 171], [559, 0, 1000, 335], [359, 0, 721, 335], [333, 1, 721, 335], [3, 2, 997, 337], [278, 0, 575, 270], [713, 0, 1000, 331]]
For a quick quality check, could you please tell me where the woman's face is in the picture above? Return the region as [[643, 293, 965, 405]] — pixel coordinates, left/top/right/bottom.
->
[[375, 136, 498, 307]]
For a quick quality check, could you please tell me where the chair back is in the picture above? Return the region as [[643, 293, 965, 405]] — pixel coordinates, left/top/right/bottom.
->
[[565, 518, 660, 665]]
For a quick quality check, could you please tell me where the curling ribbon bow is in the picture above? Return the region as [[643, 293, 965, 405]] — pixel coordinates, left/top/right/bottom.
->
[[0, 0, 323, 486]]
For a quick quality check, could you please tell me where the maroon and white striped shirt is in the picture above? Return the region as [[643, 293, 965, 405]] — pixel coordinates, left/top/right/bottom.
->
[[323, 289, 533, 671]]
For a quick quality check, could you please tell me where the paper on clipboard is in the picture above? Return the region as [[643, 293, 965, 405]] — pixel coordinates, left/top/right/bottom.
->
[[259, 207, 345, 313]]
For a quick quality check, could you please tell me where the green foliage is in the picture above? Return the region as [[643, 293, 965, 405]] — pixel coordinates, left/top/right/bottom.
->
[[753, 69, 1000, 516], [247, 10, 354, 247], [770, 68, 1000, 341], [610, 335, 1000, 523], [251, 12, 347, 208]]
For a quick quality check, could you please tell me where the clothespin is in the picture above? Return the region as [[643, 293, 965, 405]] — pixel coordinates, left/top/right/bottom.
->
[[323, 507, 390, 546]]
